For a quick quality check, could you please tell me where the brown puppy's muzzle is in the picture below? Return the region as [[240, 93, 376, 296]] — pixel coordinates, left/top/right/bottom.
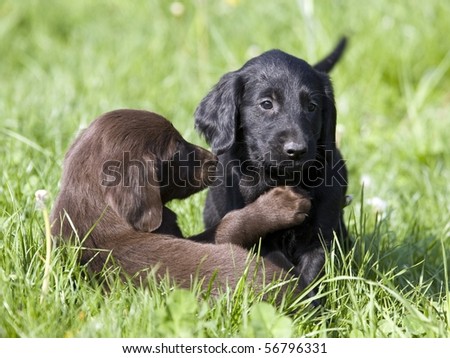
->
[[195, 147, 218, 187]]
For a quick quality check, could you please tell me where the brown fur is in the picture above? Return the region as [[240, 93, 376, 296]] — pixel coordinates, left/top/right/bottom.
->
[[51, 109, 311, 295]]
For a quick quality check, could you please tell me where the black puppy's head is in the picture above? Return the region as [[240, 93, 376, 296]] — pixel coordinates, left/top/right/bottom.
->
[[195, 38, 345, 170]]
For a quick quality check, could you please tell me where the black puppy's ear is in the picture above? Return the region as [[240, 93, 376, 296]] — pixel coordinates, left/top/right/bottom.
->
[[313, 37, 347, 73], [104, 153, 162, 232], [318, 81, 337, 151], [195, 71, 242, 155]]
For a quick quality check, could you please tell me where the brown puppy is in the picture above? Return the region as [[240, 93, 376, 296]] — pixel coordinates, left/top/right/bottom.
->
[[51, 109, 311, 295]]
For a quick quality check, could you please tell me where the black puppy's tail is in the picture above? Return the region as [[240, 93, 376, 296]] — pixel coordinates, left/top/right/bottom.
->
[[313, 37, 348, 73]]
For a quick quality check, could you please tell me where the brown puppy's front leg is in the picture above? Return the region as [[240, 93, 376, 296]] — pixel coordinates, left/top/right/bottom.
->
[[214, 186, 311, 247]]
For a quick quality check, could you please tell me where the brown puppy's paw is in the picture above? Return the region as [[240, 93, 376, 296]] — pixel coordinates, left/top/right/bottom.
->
[[254, 186, 311, 232]]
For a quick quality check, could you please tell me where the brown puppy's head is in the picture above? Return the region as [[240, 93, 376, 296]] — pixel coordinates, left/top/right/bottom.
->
[[57, 109, 217, 234]]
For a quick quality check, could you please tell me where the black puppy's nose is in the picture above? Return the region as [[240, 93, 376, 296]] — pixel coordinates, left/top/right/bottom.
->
[[283, 141, 307, 160]]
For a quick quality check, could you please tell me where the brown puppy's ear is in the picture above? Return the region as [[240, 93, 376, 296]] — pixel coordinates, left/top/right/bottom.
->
[[194, 72, 243, 155], [104, 153, 162, 232], [313, 37, 347, 73]]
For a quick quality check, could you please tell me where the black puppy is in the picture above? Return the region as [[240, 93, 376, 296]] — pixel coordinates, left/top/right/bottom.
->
[[194, 38, 349, 299]]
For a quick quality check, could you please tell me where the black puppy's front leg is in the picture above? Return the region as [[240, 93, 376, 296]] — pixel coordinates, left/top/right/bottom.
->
[[293, 244, 326, 301], [292, 183, 345, 303]]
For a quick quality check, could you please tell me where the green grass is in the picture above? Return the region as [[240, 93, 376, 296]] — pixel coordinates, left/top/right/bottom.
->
[[0, 0, 449, 338]]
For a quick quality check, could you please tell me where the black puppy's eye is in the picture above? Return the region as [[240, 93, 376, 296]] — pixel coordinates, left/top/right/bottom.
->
[[307, 102, 317, 112], [260, 100, 273, 110]]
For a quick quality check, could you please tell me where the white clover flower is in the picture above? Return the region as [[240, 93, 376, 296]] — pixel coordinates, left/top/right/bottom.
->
[[360, 174, 372, 188], [35, 189, 48, 210], [367, 196, 388, 213], [170, 2, 185, 17]]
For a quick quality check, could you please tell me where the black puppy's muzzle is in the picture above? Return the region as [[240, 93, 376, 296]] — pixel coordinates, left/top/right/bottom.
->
[[270, 126, 310, 163], [283, 141, 308, 161]]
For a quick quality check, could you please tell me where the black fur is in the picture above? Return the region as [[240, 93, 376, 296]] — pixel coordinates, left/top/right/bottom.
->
[[195, 38, 349, 300]]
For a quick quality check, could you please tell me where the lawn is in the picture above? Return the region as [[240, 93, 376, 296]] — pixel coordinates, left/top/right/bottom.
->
[[0, 0, 449, 337]]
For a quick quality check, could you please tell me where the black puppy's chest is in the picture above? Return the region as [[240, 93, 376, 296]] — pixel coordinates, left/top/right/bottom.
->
[[238, 161, 322, 265], [261, 202, 316, 266]]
